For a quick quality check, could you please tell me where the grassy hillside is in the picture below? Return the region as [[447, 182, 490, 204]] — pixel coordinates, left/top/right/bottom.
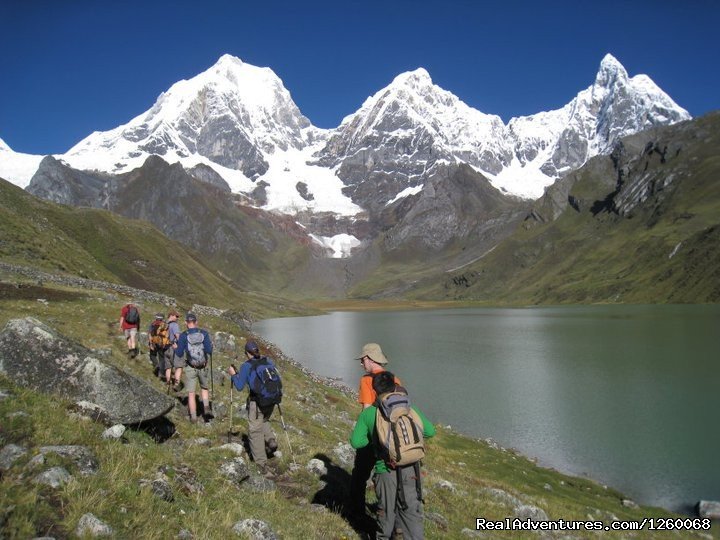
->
[[0, 177, 313, 318], [412, 113, 720, 304], [1, 280, 715, 539]]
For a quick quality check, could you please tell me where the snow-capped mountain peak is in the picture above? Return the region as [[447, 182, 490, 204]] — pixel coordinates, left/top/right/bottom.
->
[[63, 54, 320, 181], [0, 138, 44, 188], [594, 53, 628, 88]]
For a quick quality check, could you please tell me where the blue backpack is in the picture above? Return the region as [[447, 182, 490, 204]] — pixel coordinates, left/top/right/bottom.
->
[[248, 357, 283, 407]]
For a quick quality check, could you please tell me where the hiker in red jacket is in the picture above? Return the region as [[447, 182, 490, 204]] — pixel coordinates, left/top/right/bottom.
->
[[120, 303, 140, 358]]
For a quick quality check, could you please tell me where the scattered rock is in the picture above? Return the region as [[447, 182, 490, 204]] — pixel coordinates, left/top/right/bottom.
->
[[213, 332, 237, 353], [698, 500, 720, 519], [425, 511, 449, 530], [0, 318, 175, 424], [436, 480, 456, 492], [543, 483, 553, 491], [177, 529, 193, 539], [160, 465, 205, 495], [0, 389, 9, 400], [0, 444, 27, 471], [76, 513, 114, 537], [244, 475, 277, 493], [189, 438, 212, 447], [6, 411, 29, 418], [306, 458, 327, 476], [212, 443, 245, 456], [32, 466, 72, 488], [38, 445, 98, 475], [232, 518, 277, 539], [139, 475, 174, 502], [621, 498, 639, 509], [311, 413, 328, 424], [479, 487, 523, 508], [28, 454, 46, 468], [514, 504, 549, 522], [219, 458, 251, 486], [333, 443, 355, 467], [102, 424, 126, 440]]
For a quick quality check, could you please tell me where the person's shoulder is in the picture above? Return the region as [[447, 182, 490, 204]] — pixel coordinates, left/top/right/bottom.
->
[[361, 405, 378, 421]]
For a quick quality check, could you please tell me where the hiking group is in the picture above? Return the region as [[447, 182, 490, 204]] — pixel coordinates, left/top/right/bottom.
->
[[121, 304, 215, 423], [120, 304, 434, 538]]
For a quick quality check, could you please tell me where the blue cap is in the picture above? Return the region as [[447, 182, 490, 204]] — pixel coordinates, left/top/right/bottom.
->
[[245, 340, 260, 354]]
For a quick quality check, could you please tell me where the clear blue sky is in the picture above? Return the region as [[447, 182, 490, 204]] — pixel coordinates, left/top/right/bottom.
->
[[1, 0, 718, 155]]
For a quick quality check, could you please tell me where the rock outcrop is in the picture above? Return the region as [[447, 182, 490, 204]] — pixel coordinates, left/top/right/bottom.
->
[[0, 317, 175, 424]]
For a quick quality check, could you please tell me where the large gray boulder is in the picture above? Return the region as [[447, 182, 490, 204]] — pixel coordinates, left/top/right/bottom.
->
[[0, 318, 175, 424]]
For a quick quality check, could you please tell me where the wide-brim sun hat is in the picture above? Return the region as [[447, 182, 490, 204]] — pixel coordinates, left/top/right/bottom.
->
[[356, 343, 388, 364]]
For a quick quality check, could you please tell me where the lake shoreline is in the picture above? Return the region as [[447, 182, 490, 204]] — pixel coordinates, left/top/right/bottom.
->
[[258, 328, 698, 517], [255, 305, 720, 517]]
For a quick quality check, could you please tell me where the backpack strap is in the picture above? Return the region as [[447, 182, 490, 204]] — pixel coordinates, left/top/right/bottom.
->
[[414, 461, 423, 504], [396, 467, 408, 511]]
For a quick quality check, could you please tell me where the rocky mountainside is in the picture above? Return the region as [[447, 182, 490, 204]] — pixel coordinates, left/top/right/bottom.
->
[[416, 112, 720, 304], [25, 155, 318, 292]]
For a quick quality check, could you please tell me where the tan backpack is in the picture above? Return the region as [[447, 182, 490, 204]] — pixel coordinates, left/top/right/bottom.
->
[[150, 322, 171, 349], [375, 390, 425, 467]]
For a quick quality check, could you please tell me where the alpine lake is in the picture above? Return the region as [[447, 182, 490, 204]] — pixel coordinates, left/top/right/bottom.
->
[[254, 304, 720, 514]]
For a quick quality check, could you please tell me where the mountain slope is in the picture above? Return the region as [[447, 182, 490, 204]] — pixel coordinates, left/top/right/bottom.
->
[[25, 155, 318, 293], [418, 112, 720, 304], [0, 174, 305, 310]]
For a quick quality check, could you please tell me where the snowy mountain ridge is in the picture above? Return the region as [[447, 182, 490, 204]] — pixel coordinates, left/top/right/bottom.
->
[[1, 54, 690, 212]]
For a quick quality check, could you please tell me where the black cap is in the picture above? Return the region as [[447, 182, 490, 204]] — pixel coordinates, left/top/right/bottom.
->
[[245, 340, 260, 354], [185, 311, 197, 322]]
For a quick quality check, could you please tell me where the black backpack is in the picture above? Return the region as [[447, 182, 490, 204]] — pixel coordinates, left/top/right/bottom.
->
[[124, 305, 139, 324], [248, 357, 283, 407]]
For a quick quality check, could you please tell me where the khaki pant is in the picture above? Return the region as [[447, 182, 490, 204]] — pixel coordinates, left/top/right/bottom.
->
[[374, 465, 424, 539], [247, 400, 276, 467]]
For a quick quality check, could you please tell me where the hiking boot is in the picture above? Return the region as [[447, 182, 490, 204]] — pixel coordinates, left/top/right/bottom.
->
[[257, 464, 275, 479], [172, 381, 184, 392], [202, 413, 214, 424], [189, 415, 198, 424]]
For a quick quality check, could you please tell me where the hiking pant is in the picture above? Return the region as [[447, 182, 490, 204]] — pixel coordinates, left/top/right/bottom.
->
[[247, 400, 275, 467], [374, 465, 424, 540], [349, 445, 375, 514]]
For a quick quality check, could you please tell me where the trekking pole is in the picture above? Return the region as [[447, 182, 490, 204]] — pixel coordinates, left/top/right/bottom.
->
[[209, 353, 214, 412], [228, 382, 234, 443], [276, 404, 296, 465]]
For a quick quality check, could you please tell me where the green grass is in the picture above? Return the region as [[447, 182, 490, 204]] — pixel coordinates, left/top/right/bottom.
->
[[1, 280, 716, 539]]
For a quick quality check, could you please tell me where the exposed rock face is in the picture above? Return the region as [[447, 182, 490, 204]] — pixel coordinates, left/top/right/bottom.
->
[[378, 164, 528, 256], [0, 318, 175, 424], [26, 156, 112, 206]]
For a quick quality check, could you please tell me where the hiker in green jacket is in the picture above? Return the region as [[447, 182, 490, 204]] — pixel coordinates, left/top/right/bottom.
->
[[350, 370, 436, 539]]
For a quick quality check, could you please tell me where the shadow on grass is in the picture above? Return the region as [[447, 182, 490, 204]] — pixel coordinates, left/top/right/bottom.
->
[[310, 453, 375, 539]]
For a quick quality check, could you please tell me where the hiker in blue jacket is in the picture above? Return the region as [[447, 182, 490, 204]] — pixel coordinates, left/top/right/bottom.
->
[[227, 340, 279, 476]]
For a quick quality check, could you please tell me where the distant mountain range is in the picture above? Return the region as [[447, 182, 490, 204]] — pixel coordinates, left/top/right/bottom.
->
[[2, 53, 714, 303]]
